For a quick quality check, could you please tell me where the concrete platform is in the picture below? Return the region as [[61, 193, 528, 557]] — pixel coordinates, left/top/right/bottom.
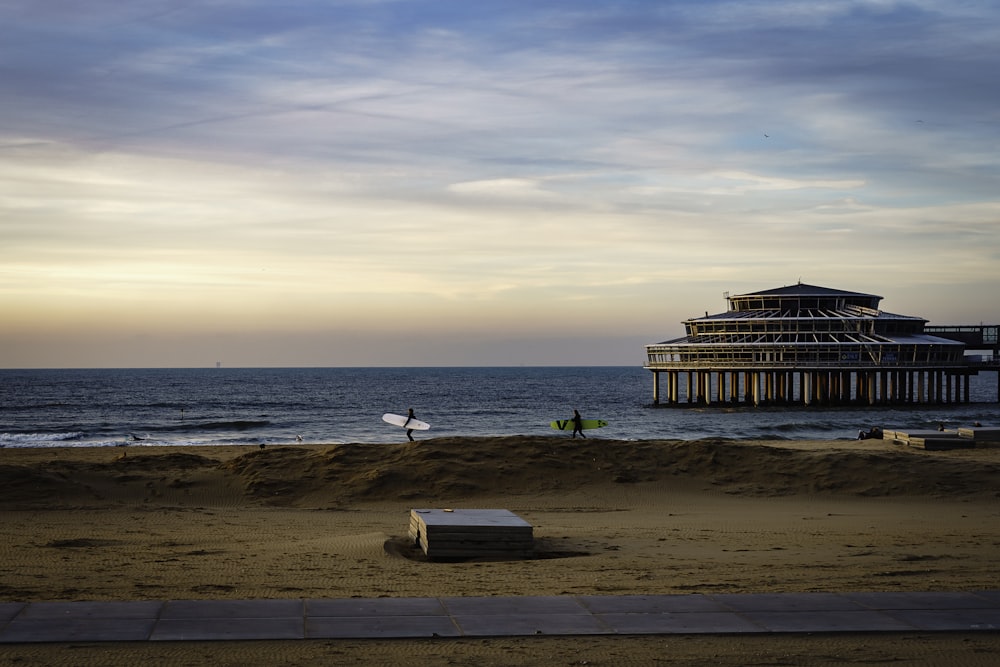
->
[[884, 429, 976, 450], [958, 426, 1000, 444], [1, 591, 998, 643], [409, 508, 533, 559]]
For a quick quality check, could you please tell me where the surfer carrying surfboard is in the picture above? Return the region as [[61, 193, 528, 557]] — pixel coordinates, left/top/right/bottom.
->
[[382, 411, 430, 438], [572, 409, 586, 439], [404, 408, 417, 442]]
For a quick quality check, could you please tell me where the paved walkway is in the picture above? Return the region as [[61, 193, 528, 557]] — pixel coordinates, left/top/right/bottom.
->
[[1, 591, 998, 643]]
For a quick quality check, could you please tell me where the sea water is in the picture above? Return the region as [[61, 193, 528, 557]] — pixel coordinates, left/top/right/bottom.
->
[[1, 367, 997, 448]]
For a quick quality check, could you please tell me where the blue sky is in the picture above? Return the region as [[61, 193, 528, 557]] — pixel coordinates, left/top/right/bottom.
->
[[2, 0, 998, 367]]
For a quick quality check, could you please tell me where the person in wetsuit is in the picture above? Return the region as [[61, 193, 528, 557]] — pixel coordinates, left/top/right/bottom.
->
[[572, 409, 586, 439], [403, 407, 418, 442]]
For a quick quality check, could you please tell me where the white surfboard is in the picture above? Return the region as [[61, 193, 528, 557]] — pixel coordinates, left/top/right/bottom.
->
[[382, 413, 431, 430]]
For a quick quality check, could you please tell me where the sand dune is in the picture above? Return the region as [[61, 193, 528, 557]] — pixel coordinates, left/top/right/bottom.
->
[[4, 437, 999, 510]]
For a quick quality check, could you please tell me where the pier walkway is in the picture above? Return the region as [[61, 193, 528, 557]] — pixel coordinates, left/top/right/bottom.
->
[[2, 591, 998, 643]]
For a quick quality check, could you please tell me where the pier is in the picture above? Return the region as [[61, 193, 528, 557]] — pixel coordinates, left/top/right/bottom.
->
[[645, 284, 998, 406], [924, 324, 999, 353], [646, 366, 991, 406]]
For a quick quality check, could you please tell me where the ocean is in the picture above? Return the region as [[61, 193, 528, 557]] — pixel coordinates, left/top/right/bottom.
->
[[1, 367, 997, 449]]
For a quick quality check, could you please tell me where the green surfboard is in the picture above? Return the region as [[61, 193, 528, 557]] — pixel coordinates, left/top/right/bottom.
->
[[550, 419, 608, 431]]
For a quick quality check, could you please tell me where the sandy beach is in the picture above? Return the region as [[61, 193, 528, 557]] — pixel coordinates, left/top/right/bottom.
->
[[2, 436, 999, 665]]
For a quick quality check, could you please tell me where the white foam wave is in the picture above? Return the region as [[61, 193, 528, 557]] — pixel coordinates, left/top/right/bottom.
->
[[1, 432, 84, 446]]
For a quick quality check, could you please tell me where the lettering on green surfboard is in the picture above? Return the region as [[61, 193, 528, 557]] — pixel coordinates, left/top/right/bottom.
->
[[550, 419, 608, 431]]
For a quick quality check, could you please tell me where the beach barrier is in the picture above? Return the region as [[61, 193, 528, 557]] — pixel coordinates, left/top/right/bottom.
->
[[409, 509, 534, 560], [958, 426, 1000, 442], [884, 427, 1000, 450]]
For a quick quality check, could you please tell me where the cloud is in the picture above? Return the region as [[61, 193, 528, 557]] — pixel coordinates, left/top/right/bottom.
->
[[1, 0, 999, 366], [447, 178, 554, 199]]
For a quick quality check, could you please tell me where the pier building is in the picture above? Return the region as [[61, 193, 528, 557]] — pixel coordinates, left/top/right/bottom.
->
[[644, 283, 984, 406]]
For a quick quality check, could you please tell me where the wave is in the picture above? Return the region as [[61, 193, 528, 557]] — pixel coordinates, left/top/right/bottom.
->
[[0, 432, 85, 446], [155, 420, 272, 433], [0, 431, 86, 449], [0, 403, 72, 412], [0, 420, 273, 449]]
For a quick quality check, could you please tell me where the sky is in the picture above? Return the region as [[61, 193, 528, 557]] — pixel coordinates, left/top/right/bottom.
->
[[2, 0, 999, 368]]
